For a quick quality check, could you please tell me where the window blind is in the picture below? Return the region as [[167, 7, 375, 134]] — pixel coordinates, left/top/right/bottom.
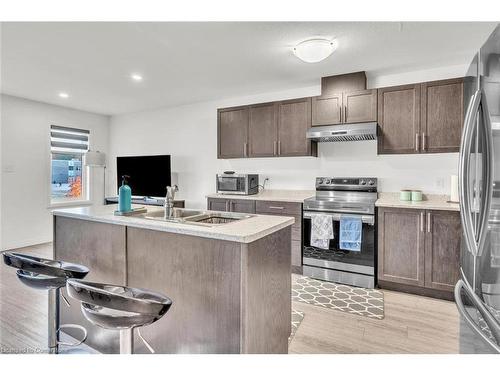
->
[[50, 125, 89, 153]]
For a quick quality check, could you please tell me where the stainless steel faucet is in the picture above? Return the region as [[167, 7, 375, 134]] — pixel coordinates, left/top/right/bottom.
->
[[164, 185, 179, 219]]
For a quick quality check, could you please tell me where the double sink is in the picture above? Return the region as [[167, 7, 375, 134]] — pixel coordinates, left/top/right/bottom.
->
[[137, 208, 254, 226]]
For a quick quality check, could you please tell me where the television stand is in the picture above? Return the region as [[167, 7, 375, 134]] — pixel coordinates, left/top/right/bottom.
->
[[104, 196, 185, 208]]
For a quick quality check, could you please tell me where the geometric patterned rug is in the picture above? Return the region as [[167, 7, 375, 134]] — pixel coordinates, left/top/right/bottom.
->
[[289, 310, 304, 343], [292, 276, 384, 320]]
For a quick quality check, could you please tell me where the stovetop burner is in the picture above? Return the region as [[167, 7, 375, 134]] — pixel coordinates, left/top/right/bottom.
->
[[304, 177, 378, 214]]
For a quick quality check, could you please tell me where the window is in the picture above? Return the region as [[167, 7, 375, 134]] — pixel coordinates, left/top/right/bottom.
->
[[50, 125, 89, 204]]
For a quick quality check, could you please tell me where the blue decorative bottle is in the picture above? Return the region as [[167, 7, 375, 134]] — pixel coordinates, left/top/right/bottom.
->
[[118, 175, 132, 212]]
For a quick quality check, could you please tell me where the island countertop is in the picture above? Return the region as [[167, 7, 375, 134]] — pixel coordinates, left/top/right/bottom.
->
[[52, 204, 295, 244]]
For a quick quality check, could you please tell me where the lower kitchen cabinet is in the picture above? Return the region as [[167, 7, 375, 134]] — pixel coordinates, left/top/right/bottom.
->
[[424, 210, 461, 291], [378, 207, 425, 287], [207, 197, 303, 272], [207, 197, 229, 212], [377, 207, 461, 299], [207, 197, 255, 214]]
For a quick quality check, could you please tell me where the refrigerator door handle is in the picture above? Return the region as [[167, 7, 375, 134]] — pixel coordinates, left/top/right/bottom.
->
[[455, 279, 500, 352], [459, 89, 481, 256], [476, 90, 494, 258]]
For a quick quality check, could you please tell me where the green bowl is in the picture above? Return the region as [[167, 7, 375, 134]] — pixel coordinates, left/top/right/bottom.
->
[[400, 190, 412, 201]]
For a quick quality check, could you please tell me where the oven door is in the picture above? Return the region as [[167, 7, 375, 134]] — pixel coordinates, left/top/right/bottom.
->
[[302, 210, 376, 279], [216, 176, 245, 194]]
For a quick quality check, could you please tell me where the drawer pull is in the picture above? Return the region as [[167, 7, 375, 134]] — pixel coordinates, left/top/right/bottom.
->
[[269, 206, 284, 210]]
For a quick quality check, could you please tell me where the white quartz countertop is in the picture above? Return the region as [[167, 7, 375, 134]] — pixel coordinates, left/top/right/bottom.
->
[[206, 189, 316, 203], [375, 192, 460, 212], [52, 204, 295, 244]]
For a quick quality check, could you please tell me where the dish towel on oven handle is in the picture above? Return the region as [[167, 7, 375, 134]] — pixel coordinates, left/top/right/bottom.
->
[[311, 214, 334, 249], [339, 215, 362, 252]]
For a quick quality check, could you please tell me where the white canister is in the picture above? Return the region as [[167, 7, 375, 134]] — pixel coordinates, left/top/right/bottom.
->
[[450, 175, 459, 203]]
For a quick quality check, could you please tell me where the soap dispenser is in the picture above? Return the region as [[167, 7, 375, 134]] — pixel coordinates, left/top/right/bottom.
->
[[118, 175, 132, 212]]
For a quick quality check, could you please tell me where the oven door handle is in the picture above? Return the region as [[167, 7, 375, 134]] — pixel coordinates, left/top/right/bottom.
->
[[303, 211, 375, 225]]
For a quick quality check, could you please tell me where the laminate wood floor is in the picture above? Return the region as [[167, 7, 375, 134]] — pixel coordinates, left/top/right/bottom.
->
[[0, 243, 463, 354]]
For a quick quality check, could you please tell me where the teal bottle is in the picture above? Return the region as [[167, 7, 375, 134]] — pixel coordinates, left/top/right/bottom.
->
[[118, 175, 132, 212]]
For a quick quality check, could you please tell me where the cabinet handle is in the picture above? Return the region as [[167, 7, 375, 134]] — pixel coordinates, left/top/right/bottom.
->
[[422, 132, 426, 151], [225, 201, 229, 211], [269, 206, 284, 210], [273, 141, 277, 156], [339, 105, 342, 123], [231, 201, 235, 211], [278, 141, 281, 156], [244, 142, 248, 157], [420, 212, 425, 232], [427, 212, 431, 233], [415, 133, 420, 152], [344, 106, 347, 123]]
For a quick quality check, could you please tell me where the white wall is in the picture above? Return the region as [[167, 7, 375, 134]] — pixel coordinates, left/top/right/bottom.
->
[[108, 65, 465, 210], [0, 94, 110, 249]]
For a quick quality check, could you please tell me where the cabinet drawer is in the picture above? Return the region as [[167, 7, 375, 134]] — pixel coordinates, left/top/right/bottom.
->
[[255, 200, 302, 216]]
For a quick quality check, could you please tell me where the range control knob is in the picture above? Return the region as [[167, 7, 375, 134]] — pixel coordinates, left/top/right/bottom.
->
[[368, 180, 375, 186], [325, 179, 331, 184], [318, 178, 324, 184], [360, 179, 366, 185]]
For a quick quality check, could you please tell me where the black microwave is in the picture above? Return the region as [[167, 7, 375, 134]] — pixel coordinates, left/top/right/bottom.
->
[[216, 173, 259, 195]]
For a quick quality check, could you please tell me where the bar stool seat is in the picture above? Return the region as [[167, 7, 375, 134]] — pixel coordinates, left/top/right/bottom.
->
[[3, 252, 89, 290], [66, 279, 172, 353], [2, 251, 89, 353]]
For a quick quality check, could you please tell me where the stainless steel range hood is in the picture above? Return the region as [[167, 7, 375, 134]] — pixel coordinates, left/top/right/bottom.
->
[[306, 122, 377, 142]]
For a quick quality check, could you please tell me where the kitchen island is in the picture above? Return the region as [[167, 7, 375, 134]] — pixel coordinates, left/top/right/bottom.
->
[[52, 205, 294, 354]]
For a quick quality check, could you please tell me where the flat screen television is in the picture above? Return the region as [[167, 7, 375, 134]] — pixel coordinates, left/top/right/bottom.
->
[[116, 155, 171, 197]]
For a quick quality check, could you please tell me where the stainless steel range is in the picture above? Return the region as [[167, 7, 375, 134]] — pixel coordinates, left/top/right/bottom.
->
[[302, 177, 378, 288]]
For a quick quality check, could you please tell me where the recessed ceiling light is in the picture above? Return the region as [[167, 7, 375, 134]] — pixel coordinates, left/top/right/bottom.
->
[[130, 73, 143, 82], [293, 38, 338, 63], [58, 92, 69, 99]]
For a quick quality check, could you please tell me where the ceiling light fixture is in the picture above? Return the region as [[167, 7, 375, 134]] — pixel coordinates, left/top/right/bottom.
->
[[130, 73, 143, 82], [58, 92, 69, 99], [293, 38, 338, 63]]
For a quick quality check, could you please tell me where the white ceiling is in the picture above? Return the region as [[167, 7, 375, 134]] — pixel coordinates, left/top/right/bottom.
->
[[1, 22, 497, 115]]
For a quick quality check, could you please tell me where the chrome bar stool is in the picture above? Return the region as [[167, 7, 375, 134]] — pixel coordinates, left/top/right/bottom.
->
[[2, 251, 89, 353], [66, 279, 172, 354]]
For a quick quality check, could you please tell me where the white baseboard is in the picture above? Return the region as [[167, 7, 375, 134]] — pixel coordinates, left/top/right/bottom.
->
[[1, 236, 52, 251]]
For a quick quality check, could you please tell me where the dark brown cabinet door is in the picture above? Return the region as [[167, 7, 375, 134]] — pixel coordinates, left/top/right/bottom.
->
[[311, 95, 342, 126], [378, 84, 421, 154], [421, 78, 464, 153], [218, 106, 248, 159], [343, 89, 377, 124], [229, 199, 256, 214], [378, 207, 425, 287], [424, 210, 461, 291], [207, 198, 229, 212], [248, 102, 277, 157], [277, 98, 314, 157]]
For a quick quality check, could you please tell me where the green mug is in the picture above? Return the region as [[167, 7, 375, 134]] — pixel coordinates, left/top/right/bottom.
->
[[411, 190, 422, 202], [400, 190, 412, 201]]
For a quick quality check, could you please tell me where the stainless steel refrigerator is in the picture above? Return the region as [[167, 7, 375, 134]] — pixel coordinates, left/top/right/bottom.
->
[[457, 23, 500, 354]]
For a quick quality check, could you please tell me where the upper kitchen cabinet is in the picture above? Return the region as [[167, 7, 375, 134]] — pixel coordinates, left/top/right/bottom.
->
[[217, 106, 249, 158], [377, 78, 464, 155], [312, 72, 377, 126], [343, 89, 377, 123], [377, 84, 421, 154], [248, 102, 278, 157], [277, 97, 317, 157], [311, 94, 342, 126], [218, 98, 317, 159], [421, 78, 464, 153]]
